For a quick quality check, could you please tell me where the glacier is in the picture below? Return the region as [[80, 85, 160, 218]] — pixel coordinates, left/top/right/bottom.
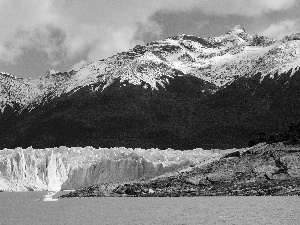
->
[[0, 146, 220, 191]]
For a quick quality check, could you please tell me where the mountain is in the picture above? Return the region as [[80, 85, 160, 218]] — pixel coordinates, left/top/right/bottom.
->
[[1, 25, 300, 150]]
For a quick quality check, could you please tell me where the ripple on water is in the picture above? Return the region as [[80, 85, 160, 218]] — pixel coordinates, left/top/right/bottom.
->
[[1, 192, 300, 225]]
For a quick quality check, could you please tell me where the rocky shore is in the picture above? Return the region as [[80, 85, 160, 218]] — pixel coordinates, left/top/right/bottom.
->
[[61, 178, 300, 197], [61, 143, 300, 198]]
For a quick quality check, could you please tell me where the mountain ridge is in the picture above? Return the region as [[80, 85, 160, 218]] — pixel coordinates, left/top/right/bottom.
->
[[0, 25, 287, 111], [1, 25, 299, 111]]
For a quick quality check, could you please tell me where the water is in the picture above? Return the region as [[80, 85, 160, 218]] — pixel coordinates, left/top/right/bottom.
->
[[1, 192, 300, 225]]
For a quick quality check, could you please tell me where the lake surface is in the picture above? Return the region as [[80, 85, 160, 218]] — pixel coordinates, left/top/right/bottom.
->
[[1, 192, 300, 225]]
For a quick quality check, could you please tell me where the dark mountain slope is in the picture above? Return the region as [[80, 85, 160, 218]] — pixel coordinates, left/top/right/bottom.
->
[[193, 69, 300, 149], [0, 74, 217, 150], [2, 69, 300, 150]]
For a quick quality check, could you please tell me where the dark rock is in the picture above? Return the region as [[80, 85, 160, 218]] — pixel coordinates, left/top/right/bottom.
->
[[223, 151, 241, 158]]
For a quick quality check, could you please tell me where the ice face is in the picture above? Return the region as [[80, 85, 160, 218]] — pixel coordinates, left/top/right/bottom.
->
[[0, 146, 219, 191]]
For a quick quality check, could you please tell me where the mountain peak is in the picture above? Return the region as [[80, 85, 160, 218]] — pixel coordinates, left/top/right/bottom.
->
[[227, 25, 246, 34], [0, 72, 17, 79], [39, 69, 59, 79], [223, 25, 252, 43]]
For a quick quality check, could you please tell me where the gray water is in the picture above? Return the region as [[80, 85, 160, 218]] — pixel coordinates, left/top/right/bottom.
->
[[1, 192, 300, 225]]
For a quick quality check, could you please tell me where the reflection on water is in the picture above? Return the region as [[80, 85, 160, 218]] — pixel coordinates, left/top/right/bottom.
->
[[1, 192, 300, 225]]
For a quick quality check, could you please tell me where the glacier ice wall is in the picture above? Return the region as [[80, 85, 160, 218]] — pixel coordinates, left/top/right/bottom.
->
[[0, 146, 218, 191]]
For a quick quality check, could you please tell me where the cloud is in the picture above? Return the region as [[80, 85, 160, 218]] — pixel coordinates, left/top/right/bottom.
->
[[159, 0, 296, 16], [259, 20, 299, 40], [71, 60, 88, 71], [0, 0, 297, 70], [258, 0, 296, 10], [134, 20, 163, 44]]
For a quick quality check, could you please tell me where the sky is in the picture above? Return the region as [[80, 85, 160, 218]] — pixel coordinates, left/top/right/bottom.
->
[[0, 0, 299, 78]]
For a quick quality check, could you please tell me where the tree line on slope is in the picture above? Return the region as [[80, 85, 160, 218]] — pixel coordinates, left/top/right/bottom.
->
[[248, 121, 300, 147]]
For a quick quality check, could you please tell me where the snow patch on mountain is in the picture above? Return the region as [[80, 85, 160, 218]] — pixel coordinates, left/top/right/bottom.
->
[[257, 40, 300, 80]]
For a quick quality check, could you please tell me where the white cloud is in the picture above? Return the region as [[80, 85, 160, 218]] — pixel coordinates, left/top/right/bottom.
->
[[0, 0, 297, 69], [0, 0, 61, 63], [259, 20, 299, 40], [71, 60, 88, 71], [258, 0, 295, 10], [159, 0, 296, 16]]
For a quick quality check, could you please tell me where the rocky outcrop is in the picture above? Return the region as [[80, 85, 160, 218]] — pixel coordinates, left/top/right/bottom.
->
[[0, 146, 218, 191]]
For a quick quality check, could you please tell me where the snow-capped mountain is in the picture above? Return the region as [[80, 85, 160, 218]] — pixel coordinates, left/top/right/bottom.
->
[[2, 25, 300, 150], [2, 25, 300, 112]]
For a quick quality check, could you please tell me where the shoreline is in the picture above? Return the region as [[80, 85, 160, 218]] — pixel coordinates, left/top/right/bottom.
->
[[60, 178, 300, 198]]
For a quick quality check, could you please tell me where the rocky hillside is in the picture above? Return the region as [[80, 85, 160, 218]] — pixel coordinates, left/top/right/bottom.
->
[[1, 26, 300, 149], [62, 143, 300, 197]]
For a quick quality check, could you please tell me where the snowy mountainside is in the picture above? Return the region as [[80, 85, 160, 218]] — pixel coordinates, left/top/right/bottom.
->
[[0, 70, 75, 111], [0, 73, 40, 112], [2, 25, 300, 112]]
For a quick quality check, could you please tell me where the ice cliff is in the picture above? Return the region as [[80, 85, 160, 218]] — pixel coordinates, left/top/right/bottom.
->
[[0, 146, 219, 191]]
